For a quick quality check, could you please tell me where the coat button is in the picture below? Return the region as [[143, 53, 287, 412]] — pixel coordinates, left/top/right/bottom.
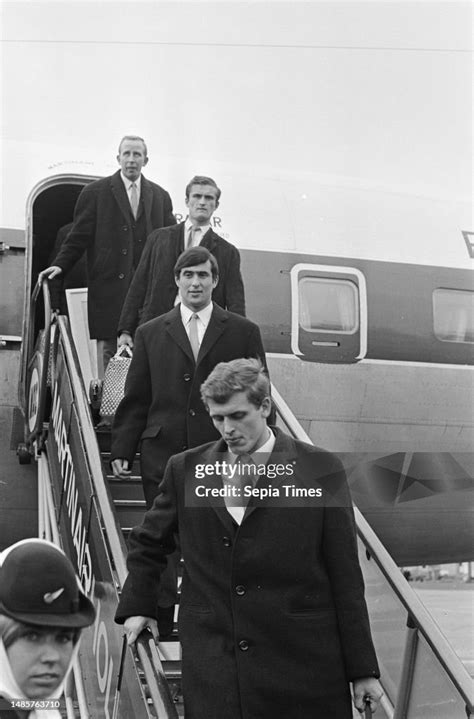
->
[[238, 640, 249, 651], [182, 445, 187, 451], [122, 248, 128, 255], [118, 273, 125, 279], [222, 536, 231, 547], [189, 409, 196, 416], [183, 374, 191, 382], [235, 585, 246, 596], [122, 225, 128, 231]]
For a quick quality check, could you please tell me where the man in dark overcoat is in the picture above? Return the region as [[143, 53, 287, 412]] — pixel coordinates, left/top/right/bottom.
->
[[39, 135, 175, 374], [117, 175, 245, 348], [115, 358, 383, 719], [110, 247, 264, 506], [111, 248, 266, 636]]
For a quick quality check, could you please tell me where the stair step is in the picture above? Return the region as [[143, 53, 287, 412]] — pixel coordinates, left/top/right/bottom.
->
[[114, 507, 147, 528], [109, 485, 144, 503], [162, 661, 182, 680], [93, 427, 184, 713]]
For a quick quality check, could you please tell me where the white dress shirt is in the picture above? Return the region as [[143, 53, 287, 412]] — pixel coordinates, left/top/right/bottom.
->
[[120, 172, 141, 211], [224, 428, 276, 524], [174, 220, 213, 305], [184, 218, 211, 248], [180, 301, 213, 346]]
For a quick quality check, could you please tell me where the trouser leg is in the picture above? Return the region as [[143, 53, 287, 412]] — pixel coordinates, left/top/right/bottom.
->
[[141, 440, 180, 638], [97, 337, 117, 378]]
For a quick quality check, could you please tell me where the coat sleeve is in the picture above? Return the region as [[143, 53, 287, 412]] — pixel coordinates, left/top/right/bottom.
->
[[321, 456, 380, 681], [48, 224, 72, 311], [246, 323, 268, 373], [110, 327, 152, 463], [115, 458, 179, 622], [53, 185, 96, 274], [224, 246, 246, 316], [117, 234, 156, 336]]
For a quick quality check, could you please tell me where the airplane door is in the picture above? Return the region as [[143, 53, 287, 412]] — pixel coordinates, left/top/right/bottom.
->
[[290, 263, 367, 363]]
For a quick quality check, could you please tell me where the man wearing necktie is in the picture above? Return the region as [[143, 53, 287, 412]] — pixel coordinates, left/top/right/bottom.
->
[[116, 358, 383, 719], [117, 175, 246, 349], [39, 135, 176, 375], [110, 246, 267, 635]]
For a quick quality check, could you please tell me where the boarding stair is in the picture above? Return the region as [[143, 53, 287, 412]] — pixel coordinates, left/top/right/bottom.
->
[[96, 430, 184, 712], [17, 279, 474, 718]]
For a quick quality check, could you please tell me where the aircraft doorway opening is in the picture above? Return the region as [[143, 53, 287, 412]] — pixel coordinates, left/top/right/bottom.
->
[[29, 179, 93, 339]]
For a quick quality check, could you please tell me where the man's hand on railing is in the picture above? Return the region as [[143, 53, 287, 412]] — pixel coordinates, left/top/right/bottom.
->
[[124, 615, 159, 645], [111, 458, 132, 479], [38, 265, 63, 282], [118, 332, 133, 349], [352, 677, 383, 714]]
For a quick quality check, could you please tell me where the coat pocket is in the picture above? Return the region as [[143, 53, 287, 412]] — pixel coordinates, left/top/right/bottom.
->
[[90, 248, 114, 279], [179, 603, 212, 615], [287, 607, 337, 622], [140, 425, 162, 440]]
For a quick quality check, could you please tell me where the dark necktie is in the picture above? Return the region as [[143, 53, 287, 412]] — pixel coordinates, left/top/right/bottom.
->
[[224, 453, 256, 523]]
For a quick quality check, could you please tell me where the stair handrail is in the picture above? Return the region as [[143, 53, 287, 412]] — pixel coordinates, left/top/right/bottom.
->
[[270, 382, 474, 714], [19, 277, 53, 447], [53, 314, 179, 718], [134, 632, 179, 719]]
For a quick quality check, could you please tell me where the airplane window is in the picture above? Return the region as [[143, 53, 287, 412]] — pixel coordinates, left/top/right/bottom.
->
[[433, 289, 474, 343], [298, 277, 358, 334]]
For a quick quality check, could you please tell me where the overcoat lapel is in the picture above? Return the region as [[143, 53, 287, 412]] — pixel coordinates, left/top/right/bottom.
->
[[110, 171, 133, 224], [164, 307, 194, 363], [197, 439, 237, 532], [164, 303, 228, 366], [197, 430, 300, 529], [200, 228, 218, 253], [196, 305, 228, 365], [243, 428, 299, 522], [140, 175, 153, 231]]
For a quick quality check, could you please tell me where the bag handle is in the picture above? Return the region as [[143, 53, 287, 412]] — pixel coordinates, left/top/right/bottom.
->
[[113, 345, 133, 359]]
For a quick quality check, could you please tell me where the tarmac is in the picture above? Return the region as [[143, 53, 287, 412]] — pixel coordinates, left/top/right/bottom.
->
[[413, 581, 474, 677]]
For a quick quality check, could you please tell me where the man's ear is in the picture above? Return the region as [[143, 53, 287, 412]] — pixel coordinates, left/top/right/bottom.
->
[[261, 396, 272, 418], [116, 154, 120, 165], [212, 274, 219, 289], [143, 156, 149, 166]]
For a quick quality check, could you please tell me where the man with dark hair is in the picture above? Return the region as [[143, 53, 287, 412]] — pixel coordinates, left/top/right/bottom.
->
[[111, 247, 263, 504], [117, 175, 245, 349], [116, 357, 383, 719], [39, 135, 176, 375], [111, 248, 265, 636]]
